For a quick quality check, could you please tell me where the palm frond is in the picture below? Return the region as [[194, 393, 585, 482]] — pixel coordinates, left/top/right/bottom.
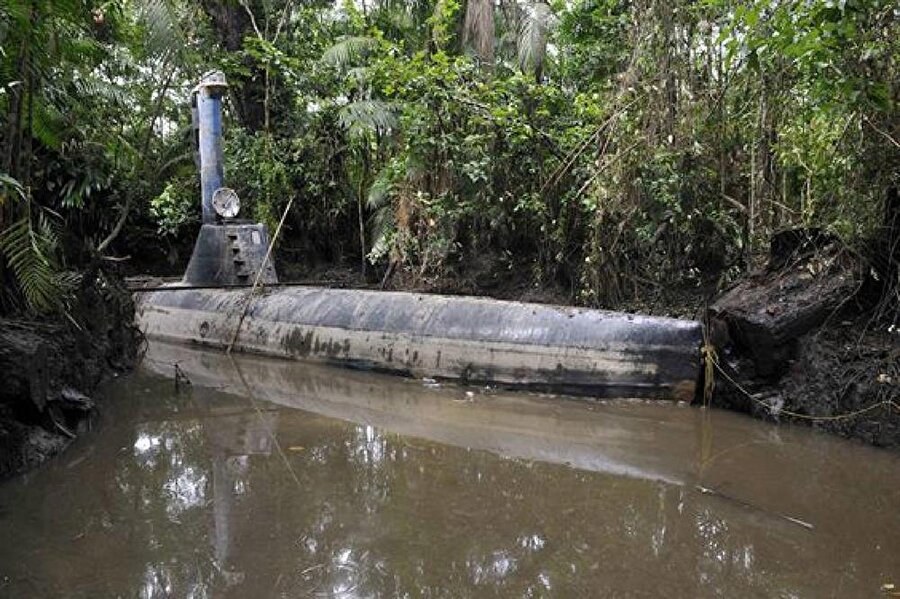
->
[[0, 210, 73, 314], [346, 66, 369, 88], [518, 1, 554, 81], [367, 209, 394, 263], [31, 99, 64, 150], [0, 173, 25, 208], [367, 169, 394, 210], [338, 100, 398, 138], [322, 36, 378, 70], [0, 0, 37, 29], [366, 168, 396, 262], [0, 177, 75, 313], [140, 0, 184, 58], [383, 8, 414, 32], [52, 24, 104, 64], [71, 74, 129, 108]]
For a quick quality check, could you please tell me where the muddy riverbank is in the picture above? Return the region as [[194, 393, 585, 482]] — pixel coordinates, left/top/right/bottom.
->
[[712, 316, 899, 447], [708, 231, 899, 448], [0, 270, 141, 478]]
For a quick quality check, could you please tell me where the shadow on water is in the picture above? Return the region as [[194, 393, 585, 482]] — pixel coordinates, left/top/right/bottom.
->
[[0, 341, 898, 597]]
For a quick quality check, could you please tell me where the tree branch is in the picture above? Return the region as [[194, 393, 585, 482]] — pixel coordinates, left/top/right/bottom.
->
[[97, 56, 177, 254]]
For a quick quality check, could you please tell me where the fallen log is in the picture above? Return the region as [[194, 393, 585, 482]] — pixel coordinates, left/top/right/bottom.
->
[[710, 230, 862, 378]]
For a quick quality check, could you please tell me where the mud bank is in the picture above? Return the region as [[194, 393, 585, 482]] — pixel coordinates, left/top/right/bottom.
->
[[713, 318, 899, 447], [710, 231, 899, 448], [0, 271, 141, 478]]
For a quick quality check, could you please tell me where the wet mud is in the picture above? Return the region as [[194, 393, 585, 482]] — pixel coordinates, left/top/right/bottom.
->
[[0, 272, 140, 478]]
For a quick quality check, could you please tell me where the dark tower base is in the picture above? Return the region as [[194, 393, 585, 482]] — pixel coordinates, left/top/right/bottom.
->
[[183, 223, 278, 286]]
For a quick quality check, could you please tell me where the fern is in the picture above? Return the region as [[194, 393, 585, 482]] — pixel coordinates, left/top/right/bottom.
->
[[140, 0, 184, 58], [366, 171, 396, 263], [0, 179, 76, 314]]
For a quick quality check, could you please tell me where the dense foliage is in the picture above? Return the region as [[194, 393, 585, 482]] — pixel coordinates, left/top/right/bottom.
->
[[1, 0, 897, 313]]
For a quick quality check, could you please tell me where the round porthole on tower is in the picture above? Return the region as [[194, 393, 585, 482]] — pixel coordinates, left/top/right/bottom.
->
[[212, 187, 241, 219]]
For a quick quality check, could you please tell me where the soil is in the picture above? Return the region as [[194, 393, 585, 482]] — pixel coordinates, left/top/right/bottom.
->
[[709, 231, 899, 448], [713, 316, 899, 448], [0, 268, 141, 478]]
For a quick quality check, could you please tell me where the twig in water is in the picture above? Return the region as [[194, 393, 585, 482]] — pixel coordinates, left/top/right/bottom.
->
[[694, 484, 814, 530], [174, 362, 191, 393], [50, 414, 76, 439]]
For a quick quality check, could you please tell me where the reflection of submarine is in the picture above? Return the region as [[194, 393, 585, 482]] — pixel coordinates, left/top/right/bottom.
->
[[204, 396, 276, 584], [144, 341, 702, 486], [134, 72, 702, 401]]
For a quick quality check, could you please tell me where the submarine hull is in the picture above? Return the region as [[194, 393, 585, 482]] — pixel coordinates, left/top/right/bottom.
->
[[135, 286, 702, 400]]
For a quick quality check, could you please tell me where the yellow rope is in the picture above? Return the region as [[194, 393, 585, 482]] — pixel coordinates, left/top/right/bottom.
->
[[701, 342, 717, 407], [711, 354, 900, 422]]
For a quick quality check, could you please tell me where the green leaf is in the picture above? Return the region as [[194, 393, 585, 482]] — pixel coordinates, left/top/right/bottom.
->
[[322, 36, 378, 71], [338, 100, 398, 137], [0, 209, 74, 314]]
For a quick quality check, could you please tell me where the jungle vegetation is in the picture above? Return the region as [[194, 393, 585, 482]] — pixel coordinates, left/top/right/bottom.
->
[[0, 0, 897, 313]]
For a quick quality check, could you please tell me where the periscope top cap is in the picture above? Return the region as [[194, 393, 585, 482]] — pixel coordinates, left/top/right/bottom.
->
[[193, 70, 228, 95]]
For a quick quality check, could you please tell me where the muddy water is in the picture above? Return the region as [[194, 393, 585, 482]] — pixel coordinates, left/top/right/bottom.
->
[[1, 343, 898, 597]]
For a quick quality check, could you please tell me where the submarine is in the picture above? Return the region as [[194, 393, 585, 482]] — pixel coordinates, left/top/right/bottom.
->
[[134, 72, 703, 400]]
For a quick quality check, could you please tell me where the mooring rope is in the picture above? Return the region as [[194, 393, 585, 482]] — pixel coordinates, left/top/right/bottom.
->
[[709, 353, 900, 422], [225, 196, 295, 354]]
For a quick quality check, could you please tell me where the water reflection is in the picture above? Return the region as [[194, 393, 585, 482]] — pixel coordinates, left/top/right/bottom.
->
[[0, 344, 897, 597], [208, 410, 276, 590]]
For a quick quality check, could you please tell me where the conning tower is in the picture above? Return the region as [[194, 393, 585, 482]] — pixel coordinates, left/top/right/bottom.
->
[[182, 71, 278, 286]]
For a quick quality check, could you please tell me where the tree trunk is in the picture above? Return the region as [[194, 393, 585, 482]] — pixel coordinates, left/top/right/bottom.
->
[[462, 0, 494, 65], [199, 0, 266, 132]]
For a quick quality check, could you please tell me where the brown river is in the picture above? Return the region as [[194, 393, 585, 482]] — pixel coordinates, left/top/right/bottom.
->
[[0, 342, 898, 597]]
